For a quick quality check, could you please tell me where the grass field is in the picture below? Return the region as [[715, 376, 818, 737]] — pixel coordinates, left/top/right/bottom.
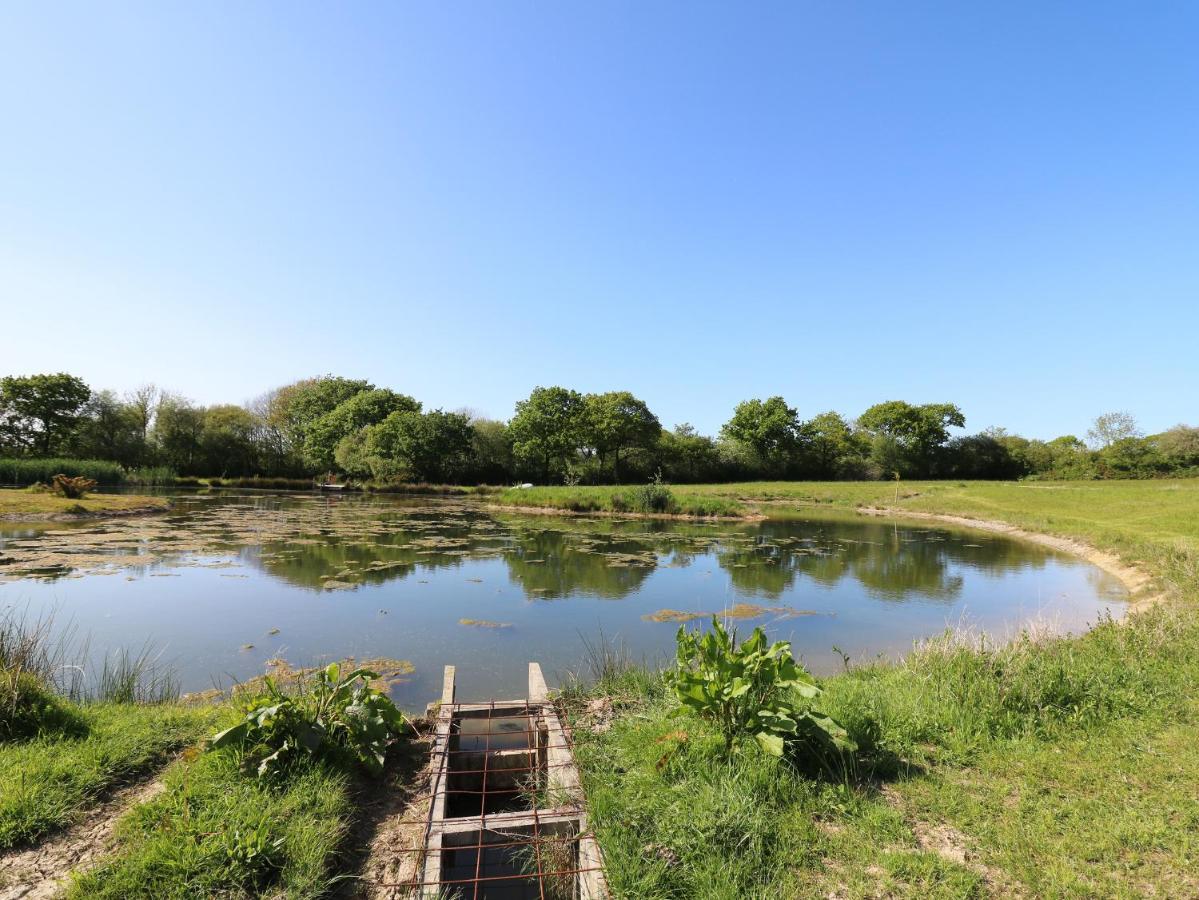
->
[[0, 488, 169, 519], [560, 479, 1199, 898], [489, 484, 747, 517]]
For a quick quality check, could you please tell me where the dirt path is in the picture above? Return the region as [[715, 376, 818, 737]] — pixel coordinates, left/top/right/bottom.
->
[[857, 506, 1163, 609], [340, 735, 433, 900], [0, 776, 167, 900]]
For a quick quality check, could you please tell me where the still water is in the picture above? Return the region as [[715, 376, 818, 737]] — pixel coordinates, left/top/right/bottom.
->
[[0, 491, 1127, 709]]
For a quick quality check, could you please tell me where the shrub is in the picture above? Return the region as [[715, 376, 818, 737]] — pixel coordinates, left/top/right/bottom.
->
[[48, 474, 98, 499], [209, 663, 407, 777], [630, 470, 676, 514], [665, 617, 853, 757]]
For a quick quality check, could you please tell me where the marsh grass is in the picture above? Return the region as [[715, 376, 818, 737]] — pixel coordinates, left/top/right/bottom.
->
[[0, 458, 125, 486], [490, 485, 745, 518], [97, 645, 180, 705]]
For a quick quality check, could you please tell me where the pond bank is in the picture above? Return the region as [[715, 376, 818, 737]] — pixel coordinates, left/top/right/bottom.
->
[[0, 490, 169, 521]]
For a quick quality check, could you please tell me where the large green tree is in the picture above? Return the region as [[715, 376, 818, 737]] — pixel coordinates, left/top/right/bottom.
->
[[73, 390, 145, 467], [304, 388, 420, 471], [199, 405, 259, 476], [361, 409, 475, 483], [805, 411, 868, 479], [0, 373, 92, 456], [720, 397, 802, 474], [857, 400, 965, 477], [269, 376, 373, 459], [509, 386, 585, 483], [582, 391, 660, 482], [153, 393, 206, 474]]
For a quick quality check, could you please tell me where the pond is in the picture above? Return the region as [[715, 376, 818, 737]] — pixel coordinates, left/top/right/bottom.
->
[[0, 491, 1128, 710]]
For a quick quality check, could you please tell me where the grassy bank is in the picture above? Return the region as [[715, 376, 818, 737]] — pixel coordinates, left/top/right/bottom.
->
[[562, 479, 1199, 898], [489, 484, 746, 517], [0, 703, 215, 850], [0, 487, 169, 518], [1, 607, 409, 899]]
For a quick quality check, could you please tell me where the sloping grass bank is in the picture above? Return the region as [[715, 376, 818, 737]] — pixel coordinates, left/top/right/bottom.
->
[[489, 485, 746, 518], [0, 703, 215, 851], [0, 487, 169, 519], [564, 480, 1199, 898]]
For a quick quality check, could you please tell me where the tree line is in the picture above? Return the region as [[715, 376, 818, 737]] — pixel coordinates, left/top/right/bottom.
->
[[1, 372, 1196, 484]]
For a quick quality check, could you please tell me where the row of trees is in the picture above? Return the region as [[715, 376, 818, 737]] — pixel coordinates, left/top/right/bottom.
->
[[2, 372, 1196, 483]]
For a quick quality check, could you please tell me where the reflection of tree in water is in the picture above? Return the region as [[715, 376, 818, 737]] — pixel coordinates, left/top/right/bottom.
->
[[244, 501, 506, 590], [502, 527, 653, 600], [8, 494, 1065, 607], [710, 519, 1061, 604]]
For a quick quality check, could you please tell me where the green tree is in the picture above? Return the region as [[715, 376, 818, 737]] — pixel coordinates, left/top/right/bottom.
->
[[153, 394, 206, 474], [509, 386, 585, 483], [657, 423, 723, 483], [269, 376, 374, 460], [1155, 425, 1199, 469], [857, 400, 965, 477], [363, 409, 475, 483], [469, 418, 516, 484], [199, 405, 259, 476], [0, 373, 92, 456], [805, 411, 869, 479], [1087, 411, 1142, 449], [73, 390, 144, 467], [304, 389, 420, 471], [720, 397, 802, 474], [582, 391, 661, 482]]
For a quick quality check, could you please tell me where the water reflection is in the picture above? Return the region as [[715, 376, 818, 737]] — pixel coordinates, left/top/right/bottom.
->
[[0, 492, 1128, 702], [0, 494, 1088, 602]]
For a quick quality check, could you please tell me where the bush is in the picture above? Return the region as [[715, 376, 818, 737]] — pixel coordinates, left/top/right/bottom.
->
[[666, 617, 853, 758], [209, 663, 407, 777], [630, 471, 676, 514]]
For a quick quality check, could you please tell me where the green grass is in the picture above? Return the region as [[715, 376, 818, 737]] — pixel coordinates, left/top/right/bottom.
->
[[67, 748, 354, 899], [490, 484, 746, 517], [0, 458, 126, 486], [563, 478, 1199, 898], [0, 703, 215, 850], [0, 487, 169, 518]]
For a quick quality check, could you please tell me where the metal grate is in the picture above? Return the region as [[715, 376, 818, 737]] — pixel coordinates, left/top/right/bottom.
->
[[380, 687, 606, 899]]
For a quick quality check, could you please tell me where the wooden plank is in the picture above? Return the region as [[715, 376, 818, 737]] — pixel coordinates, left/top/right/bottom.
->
[[441, 665, 456, 705], [528, 661, 549, 703]]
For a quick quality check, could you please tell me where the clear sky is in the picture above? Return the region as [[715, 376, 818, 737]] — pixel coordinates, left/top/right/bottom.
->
[[2, 2, 1196, 439]]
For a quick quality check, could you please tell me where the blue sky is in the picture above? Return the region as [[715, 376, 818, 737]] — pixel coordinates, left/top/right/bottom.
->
[[1, 2, 1195, 439]]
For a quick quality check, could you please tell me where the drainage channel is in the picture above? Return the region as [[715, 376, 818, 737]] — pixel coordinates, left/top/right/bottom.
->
[[403, 663, 607, 899]]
